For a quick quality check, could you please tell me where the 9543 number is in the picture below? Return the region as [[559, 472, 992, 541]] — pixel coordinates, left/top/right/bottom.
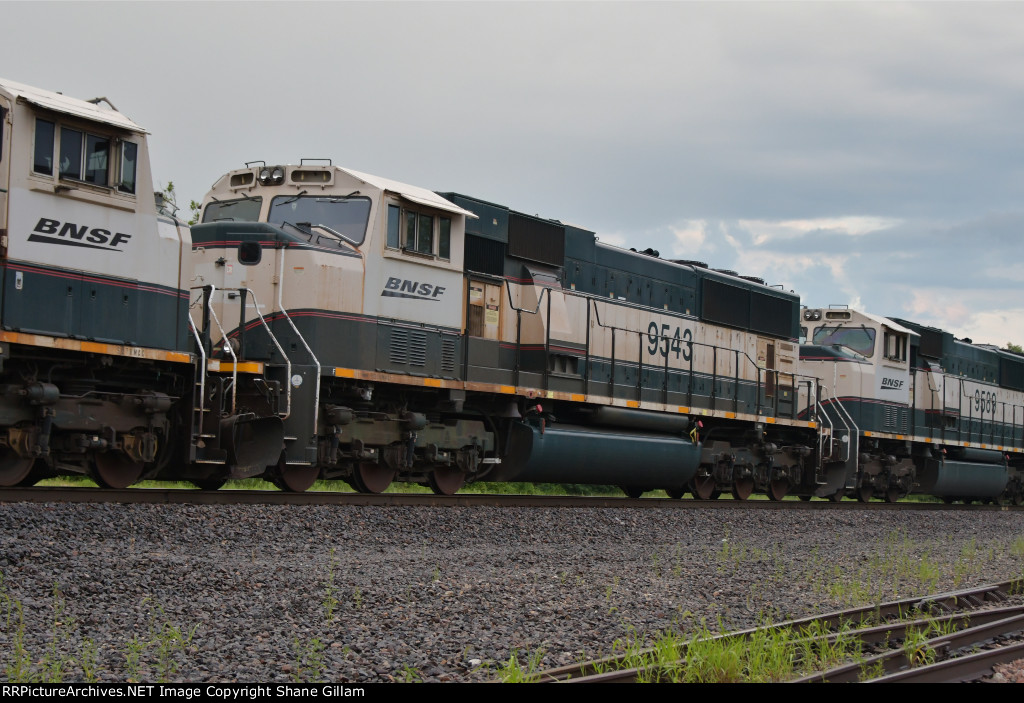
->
[[647, 322, 692, 361]]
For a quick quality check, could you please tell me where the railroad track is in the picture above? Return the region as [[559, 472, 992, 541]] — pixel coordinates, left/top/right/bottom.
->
[[0, 486, 1019, 510], [532, 580, 1024, 683]]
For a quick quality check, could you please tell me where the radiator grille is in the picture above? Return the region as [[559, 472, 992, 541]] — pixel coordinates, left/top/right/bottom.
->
[[389, 329, 409, 365], [409, 331, 427, 367], [442, 338, 456, 373]]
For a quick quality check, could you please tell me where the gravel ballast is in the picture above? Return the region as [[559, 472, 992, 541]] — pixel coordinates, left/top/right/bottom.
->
[[2, 501, 1024, 682]]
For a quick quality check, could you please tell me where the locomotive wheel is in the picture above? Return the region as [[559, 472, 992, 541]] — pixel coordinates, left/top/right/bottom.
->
[[353, 462, 395, 494], [692, 476, 718, 500], [428, 466, 465, 496], [622, 486, 644, 499], [884, 487, 904, 503], [856, 485, 873, 503], [828, 490, 844, 503], [275, 463, 319, 493], [92, 452, 143, 489], [1014, 493, 1024, 507], [767, 479, 789, 501], [799, 495, 812, 502], [665, 487, 686, 499], [731, 477, 754, 501], [0, 447, 33, 487], [191, 479, 226, 491]]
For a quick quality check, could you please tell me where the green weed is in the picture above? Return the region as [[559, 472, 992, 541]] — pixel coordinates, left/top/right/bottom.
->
[[292, 637, 326, 683], [496, 648, 545, 683]]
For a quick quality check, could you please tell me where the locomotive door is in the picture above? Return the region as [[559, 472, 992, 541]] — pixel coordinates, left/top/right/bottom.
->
[[465, 276, 502, 371]]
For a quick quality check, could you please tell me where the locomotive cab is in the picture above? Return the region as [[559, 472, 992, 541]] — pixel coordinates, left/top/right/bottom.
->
[[0, 79, 195, 488], [799, 307, 917, 500]]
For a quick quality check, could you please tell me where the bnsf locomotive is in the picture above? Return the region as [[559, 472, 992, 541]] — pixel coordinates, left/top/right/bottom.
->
[[1, 78, 1022, 503]]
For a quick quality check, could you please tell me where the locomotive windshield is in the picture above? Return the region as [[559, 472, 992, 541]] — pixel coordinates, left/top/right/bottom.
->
[[269, 195, 372, 246], [812, 326, 875, 357], [202, 197, 263, 223]]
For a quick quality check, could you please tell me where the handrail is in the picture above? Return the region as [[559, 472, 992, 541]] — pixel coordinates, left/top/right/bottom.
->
[[192, 284, 238, 415], [945, 374, 1024, 449], [498, 278, 820, 420], [817, 382, 858, 464], [277, 249, 321, 436], [584, 296, 819, 414], [244, 289, 293, 420], [806, 379, 834, 462], [193, 283, 294, 420], [187, 312, 207, 425]]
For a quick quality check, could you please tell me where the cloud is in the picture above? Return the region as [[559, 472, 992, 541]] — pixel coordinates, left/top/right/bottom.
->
[[4, 2, 1021, 347], [737, 216, 902, 244], [669, 221, 708, 256]]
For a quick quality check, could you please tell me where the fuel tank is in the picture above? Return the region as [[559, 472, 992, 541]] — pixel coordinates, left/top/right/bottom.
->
[[494, 421, 700, 485], [916, 454, 1008, 499]]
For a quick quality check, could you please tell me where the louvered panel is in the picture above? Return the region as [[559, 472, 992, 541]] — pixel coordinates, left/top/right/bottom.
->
[[409, 331, 427, 367], [884, 405, 896, 429], [441, 338, 456, 374], [389, 329, 409, 365]]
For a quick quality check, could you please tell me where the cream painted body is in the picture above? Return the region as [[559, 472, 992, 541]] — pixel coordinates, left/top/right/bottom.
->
[[197, 165, 471, 336], [0, 78, 187, 295]]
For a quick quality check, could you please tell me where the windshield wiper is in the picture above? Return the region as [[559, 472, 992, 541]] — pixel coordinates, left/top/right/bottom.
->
[[301, 222, 360, 248], [316, 190, 361, 203], [276, 189, 308, 206]]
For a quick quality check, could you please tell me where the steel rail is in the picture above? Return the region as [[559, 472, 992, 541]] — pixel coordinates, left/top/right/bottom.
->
[[537, 580, 1023, 683], [795, 606, 1024, 682], [1, 486, 1021, 510], [870, 640, 1024, 683]]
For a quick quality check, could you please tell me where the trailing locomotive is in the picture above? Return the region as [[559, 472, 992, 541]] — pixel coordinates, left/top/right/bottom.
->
[[1, 76, 1022, 504], [190, 164, 824, 498], [800, 307, 1024, 504]]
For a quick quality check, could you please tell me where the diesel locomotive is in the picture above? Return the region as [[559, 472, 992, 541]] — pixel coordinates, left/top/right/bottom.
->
[[1, 77, 1022, 503]]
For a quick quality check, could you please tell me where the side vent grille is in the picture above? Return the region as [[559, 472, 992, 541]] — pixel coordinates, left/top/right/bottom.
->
[[389, 329, 409, 365], [883, 406, 909, 432], [442, 339, 456, 373], [409, 331, 427, 367]]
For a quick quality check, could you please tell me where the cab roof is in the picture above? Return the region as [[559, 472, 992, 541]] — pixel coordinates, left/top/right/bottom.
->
[[0, 77, 146, 134], [343, 167, 477, 219]]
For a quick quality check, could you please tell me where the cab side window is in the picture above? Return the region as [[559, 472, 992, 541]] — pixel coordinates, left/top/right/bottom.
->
[[33, 119, 55, 175], [32, 117, 137, 196], [387, 202, 451, 260]]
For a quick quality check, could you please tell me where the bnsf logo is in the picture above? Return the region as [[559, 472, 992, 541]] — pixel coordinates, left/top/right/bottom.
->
[[880, 377, 904, 390], [28, 218, 131, 252], [381, 277, 446, 302]]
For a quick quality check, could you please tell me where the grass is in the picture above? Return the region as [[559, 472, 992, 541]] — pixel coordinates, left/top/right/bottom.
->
[[35, 474, 635, 496], [496, 649, 546, 683], [34, 474, 950, 500], [0, 576, 198, 683], [541, 618, 863, 683]]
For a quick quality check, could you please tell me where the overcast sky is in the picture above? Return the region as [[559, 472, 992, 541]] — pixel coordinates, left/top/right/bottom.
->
[[5, 2, 1024, 345]]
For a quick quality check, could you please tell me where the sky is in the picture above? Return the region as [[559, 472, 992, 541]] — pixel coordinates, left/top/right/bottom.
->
[[4, 1, 1024, 346]]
